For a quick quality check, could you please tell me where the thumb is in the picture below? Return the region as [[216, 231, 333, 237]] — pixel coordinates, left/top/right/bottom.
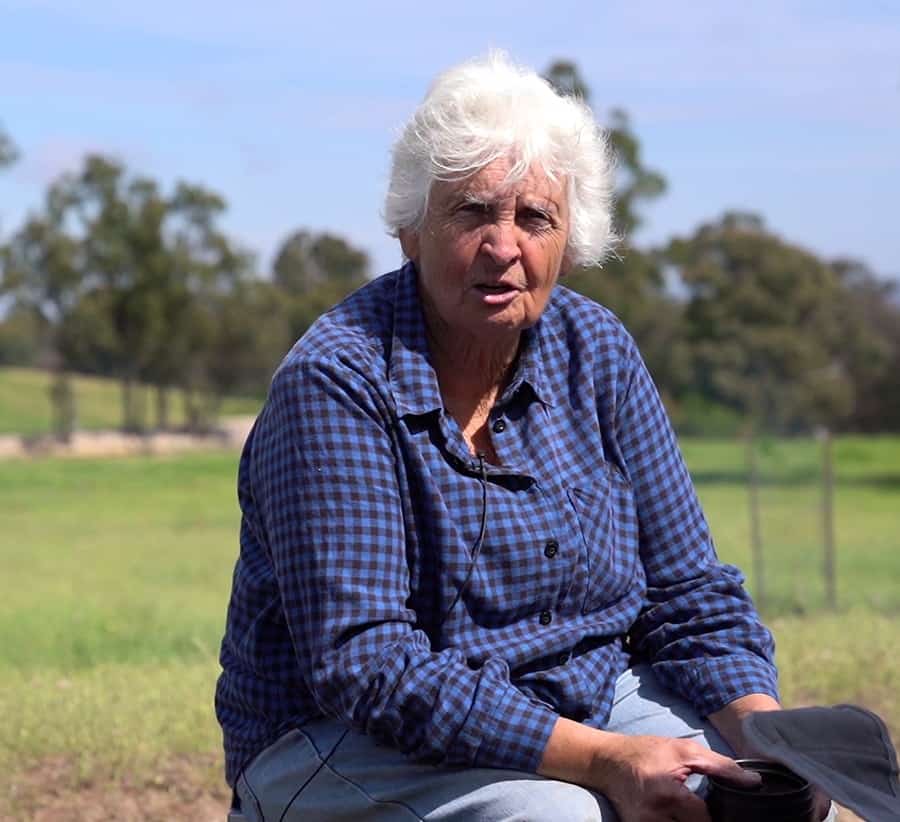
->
[[689, 751, 762, 789]]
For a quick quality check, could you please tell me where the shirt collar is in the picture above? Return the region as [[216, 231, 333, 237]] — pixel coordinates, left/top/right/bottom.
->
[[388, 261, 557, 417], [388, 262, 444, 418], [501, 316, 556, 409]]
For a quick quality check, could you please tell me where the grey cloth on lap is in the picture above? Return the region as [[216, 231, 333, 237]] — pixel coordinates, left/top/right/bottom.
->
[[742, 705, 900, 822]]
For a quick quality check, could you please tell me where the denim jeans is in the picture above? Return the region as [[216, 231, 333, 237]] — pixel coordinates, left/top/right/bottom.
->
[[235, 664, 735, 821]]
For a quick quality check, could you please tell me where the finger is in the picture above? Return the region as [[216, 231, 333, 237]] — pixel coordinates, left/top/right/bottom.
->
[[684, 749, 761, 788], [669, 785, 713, 822]]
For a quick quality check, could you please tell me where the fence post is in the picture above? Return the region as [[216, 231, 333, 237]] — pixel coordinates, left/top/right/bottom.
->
[[819, 427, 837, 610], [745, 431, 765, 610]]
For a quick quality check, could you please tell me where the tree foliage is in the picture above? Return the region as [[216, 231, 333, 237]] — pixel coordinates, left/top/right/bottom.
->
[[272, 228, 369, 340], [273, 229, 367, 296], [544, 61, 667, 237], [1, 186, 84, 438], [666, 212, 854, 431], [828, 258, 900, 432], [0, 124, 17, 169], [0, 149, 371, 434]]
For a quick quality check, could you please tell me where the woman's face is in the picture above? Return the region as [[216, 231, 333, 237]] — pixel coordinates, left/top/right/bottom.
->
[[400, 158, 570, 346]]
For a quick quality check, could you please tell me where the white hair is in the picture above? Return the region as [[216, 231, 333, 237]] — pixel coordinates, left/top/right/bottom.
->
[[384, 52, 616, 267]]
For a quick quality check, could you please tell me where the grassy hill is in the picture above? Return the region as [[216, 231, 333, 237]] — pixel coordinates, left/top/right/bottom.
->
[[0, 367, 264, 435]]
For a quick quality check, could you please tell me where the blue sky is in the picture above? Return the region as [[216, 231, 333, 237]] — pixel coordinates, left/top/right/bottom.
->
[[2, 0, 898, 281]]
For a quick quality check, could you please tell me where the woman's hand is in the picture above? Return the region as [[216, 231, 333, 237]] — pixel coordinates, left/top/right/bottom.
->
[[539, 718, 759, 822], [588, 734, 759, 822], [710, 696, 833, 820], [590, 728, 832, 822]]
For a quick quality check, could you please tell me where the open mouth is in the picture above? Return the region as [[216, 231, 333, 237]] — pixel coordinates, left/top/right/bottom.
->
[[474, 283, 521, 294], [473, 283, 522, 306]]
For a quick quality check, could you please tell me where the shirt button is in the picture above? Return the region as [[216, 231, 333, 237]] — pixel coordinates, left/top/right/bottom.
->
[[557, 652, 570, 665], [543, 539, 559, 558], [491, 418, 507, 433], [539, 610, 552, 626]]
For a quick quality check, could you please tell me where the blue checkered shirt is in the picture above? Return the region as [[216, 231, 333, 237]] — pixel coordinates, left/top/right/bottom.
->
[[216, 262, 778, 787]]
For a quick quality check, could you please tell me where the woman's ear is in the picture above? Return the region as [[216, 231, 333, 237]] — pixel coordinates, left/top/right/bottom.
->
[[398, 228, 419, 262]]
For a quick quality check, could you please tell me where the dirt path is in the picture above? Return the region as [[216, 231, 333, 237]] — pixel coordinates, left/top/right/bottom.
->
[[0, 417, 255, 460], [2, 755, 230, 822]]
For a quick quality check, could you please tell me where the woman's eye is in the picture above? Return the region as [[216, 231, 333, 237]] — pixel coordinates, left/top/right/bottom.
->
[[459, 202, 490, 216], [520, 209, 551, 226]]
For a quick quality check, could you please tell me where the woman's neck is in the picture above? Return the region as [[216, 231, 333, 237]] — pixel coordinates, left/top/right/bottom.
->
[[427, 314, 518, 396], [425, 318, 520, 462]]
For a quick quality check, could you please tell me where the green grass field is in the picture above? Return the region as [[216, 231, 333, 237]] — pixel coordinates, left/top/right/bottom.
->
[[681, 435, 900, 613], [1, 439, 898, 811], [0, 367, 263, 435]]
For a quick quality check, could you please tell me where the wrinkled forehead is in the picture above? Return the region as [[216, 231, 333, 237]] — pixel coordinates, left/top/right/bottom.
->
[[432, 158, 567, 207]]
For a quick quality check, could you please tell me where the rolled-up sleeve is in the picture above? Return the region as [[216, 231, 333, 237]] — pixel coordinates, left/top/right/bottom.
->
[[612, 334, 779, 716], [252, 354, 558, 771]]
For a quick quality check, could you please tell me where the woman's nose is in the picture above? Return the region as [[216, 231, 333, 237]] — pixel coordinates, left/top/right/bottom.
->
[[480, 221, 520, 267]]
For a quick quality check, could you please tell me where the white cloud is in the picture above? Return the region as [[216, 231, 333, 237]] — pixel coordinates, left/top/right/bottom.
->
[[11, 136, 152, 187]]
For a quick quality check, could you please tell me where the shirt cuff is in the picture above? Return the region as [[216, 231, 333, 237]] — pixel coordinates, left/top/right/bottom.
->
[[459, 672, 559, 772], [682, 654, 780, 717]]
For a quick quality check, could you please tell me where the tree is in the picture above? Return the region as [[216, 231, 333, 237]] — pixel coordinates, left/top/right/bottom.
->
[[163, 181, 256, 431], [0, 303, 42, 366], [1, 127, 36, 366], [542, 60, 590, 101], [543, 61, 685, 399], [45, 157, 254, 432], [0, 124, 20, 262], [1, 187, 84, 440], [668, 212, 851, 432], [544, 61, 667, 238], [273, 229, 368, 295], [272, 229, 369, 340], [203, 279, 291, 402], [1, 140, 367, 433], [0, 124, 17, 169], [51, 155, 169, 431], [606, 108, 668, 238], [830, 258, 900, 432]]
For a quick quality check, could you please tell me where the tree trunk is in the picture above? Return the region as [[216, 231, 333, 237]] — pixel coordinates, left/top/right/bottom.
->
[[121, 372, 149, 432], [183, 385, 201, 433], [121, 374, 135, 432], [48, 369, 75, 443], [744, 429, 765, 610], [156, 384, 170, 431]]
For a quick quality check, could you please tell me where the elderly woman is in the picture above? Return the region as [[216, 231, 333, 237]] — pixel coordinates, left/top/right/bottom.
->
[[216, 54, 803, 822]]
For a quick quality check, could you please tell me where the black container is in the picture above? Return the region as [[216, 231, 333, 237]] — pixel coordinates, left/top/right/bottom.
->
[[706, 759, 815, 822]]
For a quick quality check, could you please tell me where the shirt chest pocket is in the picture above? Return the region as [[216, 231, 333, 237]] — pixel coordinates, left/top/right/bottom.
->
[[567, 463, 640, 613]]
